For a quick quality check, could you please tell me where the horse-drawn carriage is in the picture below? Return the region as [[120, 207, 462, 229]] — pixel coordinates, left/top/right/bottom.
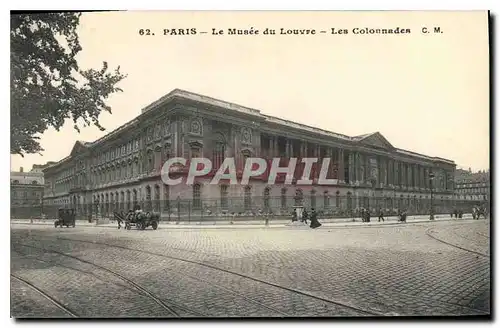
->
[[113, 209, 160, 230], [54, 208, 76, 228]]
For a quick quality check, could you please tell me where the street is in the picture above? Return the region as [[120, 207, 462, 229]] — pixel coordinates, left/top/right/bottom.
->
[[10, 219, 490, 318]]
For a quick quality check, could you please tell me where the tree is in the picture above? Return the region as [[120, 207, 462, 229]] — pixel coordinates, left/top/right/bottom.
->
[[11, 12, 126, 156]]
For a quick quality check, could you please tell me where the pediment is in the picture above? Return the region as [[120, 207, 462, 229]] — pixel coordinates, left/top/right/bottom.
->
[[188, 140, 204, 148], [69, 141, 88, 157], [356, 132, 394, 150], [240, 147, 254, 157]]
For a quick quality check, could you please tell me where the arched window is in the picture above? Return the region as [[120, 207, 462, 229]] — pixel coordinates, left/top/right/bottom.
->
[[324, 191, 330, 208], [163, 185, 170, 212], [346, 192, 352, 213], [263, 187, 271, 209], [193, 184, 201, 209], [310, 190, 317, 209], [132, 189, 138, 207], [281, 188, 287, 209], [163, 144, 170, 165], [120, 191, 125, 211], [148, 150, 154, 171], [126, 190, 131, 210], [294, 189, 303, 206], [145, 185, 152, 211], [154, 185, 160, 212], [213, 133, 226, 171], [220, 185, 228, 209], [105, 193, 109, 215], [113, 192, 118, 211], [244, 186, 252, 210]]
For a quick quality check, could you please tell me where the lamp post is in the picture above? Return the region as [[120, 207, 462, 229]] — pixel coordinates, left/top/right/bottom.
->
[[429, 171, 435, 220]]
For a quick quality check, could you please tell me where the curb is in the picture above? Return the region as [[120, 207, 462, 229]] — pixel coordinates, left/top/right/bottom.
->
[[11, 217, 481, 230]]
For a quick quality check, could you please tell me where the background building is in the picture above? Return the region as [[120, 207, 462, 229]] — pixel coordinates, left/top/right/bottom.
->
[[454, 168, 490, 203], [41, 89, 462, 220], [10, 163, 53, 218]]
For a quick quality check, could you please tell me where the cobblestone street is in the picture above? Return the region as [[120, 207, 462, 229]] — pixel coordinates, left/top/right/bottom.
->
[[10, 219, 490, 318]]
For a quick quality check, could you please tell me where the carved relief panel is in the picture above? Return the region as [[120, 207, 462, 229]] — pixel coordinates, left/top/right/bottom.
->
[[240, 127, 252, 146]]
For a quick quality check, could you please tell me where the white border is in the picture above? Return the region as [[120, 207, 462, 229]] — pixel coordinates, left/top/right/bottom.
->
[[3, 2, 497, 328]]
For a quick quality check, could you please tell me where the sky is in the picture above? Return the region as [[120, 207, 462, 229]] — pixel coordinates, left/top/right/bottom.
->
[[10, 11, 490, 173]]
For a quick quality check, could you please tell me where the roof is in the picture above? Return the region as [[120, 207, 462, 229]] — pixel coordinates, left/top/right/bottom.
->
[[43, 89, 456, 170]]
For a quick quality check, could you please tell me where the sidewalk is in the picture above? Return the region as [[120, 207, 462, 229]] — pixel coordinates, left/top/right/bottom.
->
[[11, 213, 476, 230]]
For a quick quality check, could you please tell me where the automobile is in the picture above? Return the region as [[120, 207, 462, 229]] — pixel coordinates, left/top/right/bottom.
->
[[54, 208, 76, 228]]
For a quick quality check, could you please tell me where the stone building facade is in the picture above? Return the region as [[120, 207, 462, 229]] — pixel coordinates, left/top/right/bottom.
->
[[11, 164, 53, 218], [11, 166, 44, 206], [42, 89, 456, 218], [454, 169, 490, 202]]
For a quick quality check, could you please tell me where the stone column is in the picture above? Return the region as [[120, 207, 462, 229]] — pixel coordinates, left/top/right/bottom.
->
[[273, 136, 278, 158], [395, 161, 400, 186], [407, 164, 411, 187], [315, 144, 321, 179], [416, 165, 420, 188], [413, 165, 417, 187], [386, 160, 391, 185], [269, 135, 275, 158], [412, 165, 415, 188], [338, 149, 345, 183], [355, 152, 361, 184], [234, 128, 241, 171], [422, 166, 425, 189], [348, 151, 354, 184], [402, 163, 407, 187], [384, 158, 389, 186], [326, 147, 333, 179]]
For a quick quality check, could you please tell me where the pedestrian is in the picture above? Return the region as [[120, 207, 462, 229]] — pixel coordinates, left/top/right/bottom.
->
[[309, 208, 322, 229], [399, 209, 407, 223], [302, 209, 309, 225], [378, 208, 385, 222]]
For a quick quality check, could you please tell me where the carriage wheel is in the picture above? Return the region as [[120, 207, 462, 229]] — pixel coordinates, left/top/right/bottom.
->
[[152, 221, 158, 230], [136, 222, 143, 230]]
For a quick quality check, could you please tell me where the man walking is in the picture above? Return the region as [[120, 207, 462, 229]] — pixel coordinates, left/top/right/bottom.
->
[[378, 208, 385, 222]]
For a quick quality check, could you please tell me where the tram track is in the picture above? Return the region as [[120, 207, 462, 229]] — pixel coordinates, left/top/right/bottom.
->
[[19, 233, 382, 316], [12, 242, 197, 318], [425, 228, 489, 259], [450, 228, 490, 247], [476, 232, 490, 239], [13, 242, 287, 317], [11, 273, 78, 318], [12, 248, 145, 297]]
